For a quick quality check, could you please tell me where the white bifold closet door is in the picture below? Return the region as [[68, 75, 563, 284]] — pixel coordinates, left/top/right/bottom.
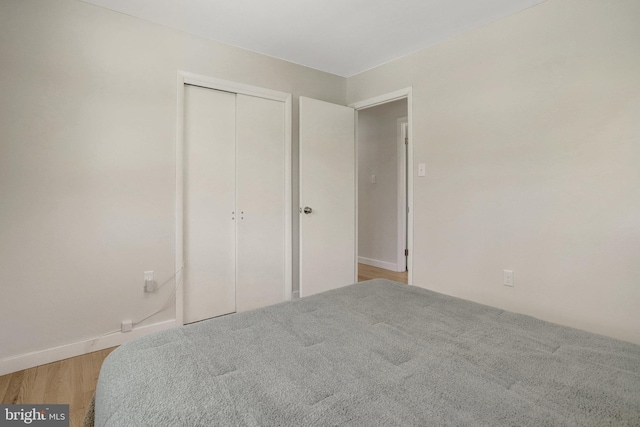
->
[[183, 86, 236, 324], [183, 85, 285, 324], [236, 94, 286, 312]]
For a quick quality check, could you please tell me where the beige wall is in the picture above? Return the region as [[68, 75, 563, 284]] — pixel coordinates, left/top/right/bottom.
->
[[1, 0, 639, 370], [348, 0, 640, 344], [0, 0, 344, 363], [358, 100, 407, 270]]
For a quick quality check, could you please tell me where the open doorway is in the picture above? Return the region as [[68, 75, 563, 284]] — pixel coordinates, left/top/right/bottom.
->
[[356, 98, 409, 284]]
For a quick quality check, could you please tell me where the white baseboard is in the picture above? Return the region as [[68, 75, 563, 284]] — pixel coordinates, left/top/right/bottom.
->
[[0, 319, 177, 376], [358, 256, 401, 272]]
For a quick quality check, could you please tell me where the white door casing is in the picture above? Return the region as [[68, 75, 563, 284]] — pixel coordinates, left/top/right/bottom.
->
[[299, 97, 356, 297], [177, 71, 292, 325], [398, 118, 408, 272], [350, 88, 413, 286]]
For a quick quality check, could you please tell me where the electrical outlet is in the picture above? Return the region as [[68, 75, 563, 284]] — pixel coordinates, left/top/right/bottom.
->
[[504, 270, 514, 287], [121, 321, 133, 333], [144, 271, 155, 292]]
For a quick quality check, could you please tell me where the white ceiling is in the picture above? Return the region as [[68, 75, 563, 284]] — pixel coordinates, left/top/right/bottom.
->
[[80, 0, 545, 77]]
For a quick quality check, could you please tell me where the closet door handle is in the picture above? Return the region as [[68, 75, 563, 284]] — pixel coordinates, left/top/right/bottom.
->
[[303, 207, 313, 214]]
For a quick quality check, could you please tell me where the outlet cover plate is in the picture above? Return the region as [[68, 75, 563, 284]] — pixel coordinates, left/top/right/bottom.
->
[[504, 270, 514, 287]]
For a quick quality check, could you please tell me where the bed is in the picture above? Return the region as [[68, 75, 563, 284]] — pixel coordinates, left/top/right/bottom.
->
[[93, 279, 640, 426]]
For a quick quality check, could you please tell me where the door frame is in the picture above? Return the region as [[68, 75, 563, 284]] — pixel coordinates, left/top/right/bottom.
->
[[397, 117, 408, 272], [175, 71, 292, 325], [349, 87, 413, 285]]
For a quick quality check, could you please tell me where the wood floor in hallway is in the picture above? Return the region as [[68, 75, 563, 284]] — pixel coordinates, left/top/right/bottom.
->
[[358, 263, 408, 284]]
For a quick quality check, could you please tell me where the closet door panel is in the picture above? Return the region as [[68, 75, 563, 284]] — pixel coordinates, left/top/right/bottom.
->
[[236, 94, 286, 312], [183, 85, 236, 323]]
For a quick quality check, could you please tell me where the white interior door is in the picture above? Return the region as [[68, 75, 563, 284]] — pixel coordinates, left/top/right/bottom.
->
[[299, 97, 355, 297], [183, 85, 236, 323], [235, 94, 286, 311]]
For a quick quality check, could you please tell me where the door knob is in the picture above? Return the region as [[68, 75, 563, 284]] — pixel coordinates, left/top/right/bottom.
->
[[303, 207, 313, 214]]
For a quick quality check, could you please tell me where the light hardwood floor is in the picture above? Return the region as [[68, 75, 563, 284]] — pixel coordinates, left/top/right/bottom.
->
[[0, 347, 116, 427], [358, 263, 408, 284]]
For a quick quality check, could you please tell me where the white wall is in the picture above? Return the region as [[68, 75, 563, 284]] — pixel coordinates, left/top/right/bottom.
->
[[0, 0, 344, 371], [347, 0, 640, 344], [358, 100, 407, 271]]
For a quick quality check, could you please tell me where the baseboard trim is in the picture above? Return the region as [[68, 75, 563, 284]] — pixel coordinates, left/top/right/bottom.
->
[[0, 319, 177, 376], [358, 256, 401, 272]]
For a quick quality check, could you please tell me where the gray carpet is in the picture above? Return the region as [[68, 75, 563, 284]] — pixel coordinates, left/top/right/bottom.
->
[[95, 279, 640, 426]]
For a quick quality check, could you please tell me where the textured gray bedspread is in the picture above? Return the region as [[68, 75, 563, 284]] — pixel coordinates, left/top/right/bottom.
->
[[95, 279, 640, 426]]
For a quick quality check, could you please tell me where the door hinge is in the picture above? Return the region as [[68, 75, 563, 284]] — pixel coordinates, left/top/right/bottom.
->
[[404, 249, 409, 257], [404, 137, 408, 145]]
